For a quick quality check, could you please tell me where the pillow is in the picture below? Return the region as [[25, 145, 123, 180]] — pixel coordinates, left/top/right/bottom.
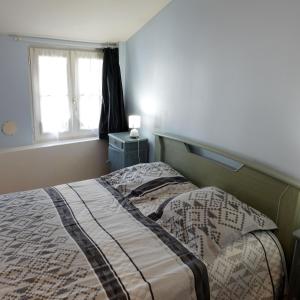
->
[[102, 162, 183, 196], [155, 186, 277, 264]]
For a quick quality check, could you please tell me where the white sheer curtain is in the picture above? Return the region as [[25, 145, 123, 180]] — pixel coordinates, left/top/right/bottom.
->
[[30, 48, 71, 135], [72, 51, 103, 130]]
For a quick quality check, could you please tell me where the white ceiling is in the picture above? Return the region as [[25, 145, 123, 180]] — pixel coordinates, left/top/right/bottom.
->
[[0, 0, 171, 43]]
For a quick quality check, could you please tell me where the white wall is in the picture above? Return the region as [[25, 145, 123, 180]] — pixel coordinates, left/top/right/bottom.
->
[[123, 0, 300, 181], [0, 139, 108, 194]]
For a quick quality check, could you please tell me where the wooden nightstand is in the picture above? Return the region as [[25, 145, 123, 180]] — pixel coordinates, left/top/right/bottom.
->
[[108, 132, 149, 172], [289, 229, 300, 300]]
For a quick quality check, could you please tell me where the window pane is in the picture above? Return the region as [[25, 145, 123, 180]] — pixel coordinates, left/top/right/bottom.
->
[[77, 57, 102, 130], [38, 55, 70, 133], [40, 95, 70, 133]]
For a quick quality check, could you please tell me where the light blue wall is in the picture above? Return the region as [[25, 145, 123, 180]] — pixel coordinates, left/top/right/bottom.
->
[[0, 36, 33, 148], [123, 0, 300, 180]]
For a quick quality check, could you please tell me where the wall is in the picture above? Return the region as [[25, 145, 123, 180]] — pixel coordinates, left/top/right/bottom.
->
[[0, 139, 108, 194], [0, 35, 33, 148], [123, 0, 300, 181]]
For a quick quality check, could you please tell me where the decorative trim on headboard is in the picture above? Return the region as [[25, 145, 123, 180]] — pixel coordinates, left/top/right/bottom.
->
[[155, 131, 300, 189], [184, 143, 244, 172]]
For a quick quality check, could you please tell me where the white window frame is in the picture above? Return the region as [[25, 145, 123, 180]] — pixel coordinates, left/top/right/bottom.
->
[[30, 47, 103, 143]]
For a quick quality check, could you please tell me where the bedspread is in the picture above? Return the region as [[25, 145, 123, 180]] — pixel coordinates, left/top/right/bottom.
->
[[104, 163, 286, 300], [0, 162, 286, 300], [0, 176, 209, 299]]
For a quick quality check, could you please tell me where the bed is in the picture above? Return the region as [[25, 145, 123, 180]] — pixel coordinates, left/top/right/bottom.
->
[[0, 132, 299, 300]]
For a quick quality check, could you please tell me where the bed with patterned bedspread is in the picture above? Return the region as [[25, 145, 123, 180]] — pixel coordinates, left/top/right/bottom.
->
[[0, 162, 286, 300]]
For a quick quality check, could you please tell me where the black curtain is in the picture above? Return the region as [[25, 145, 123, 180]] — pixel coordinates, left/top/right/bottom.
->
[[99, 48, 128, 139]]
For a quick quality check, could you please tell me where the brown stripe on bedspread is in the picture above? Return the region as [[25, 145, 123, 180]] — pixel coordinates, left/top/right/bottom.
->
[[125, 176, 188, 199], [44, 187, 129, 300], [97, 178, 210, 300], [66, 183, 155, 300]]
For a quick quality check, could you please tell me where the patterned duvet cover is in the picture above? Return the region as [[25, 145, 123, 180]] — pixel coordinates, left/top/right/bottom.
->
[[0, 162, 286, 300], [103, 162, 287, 300]]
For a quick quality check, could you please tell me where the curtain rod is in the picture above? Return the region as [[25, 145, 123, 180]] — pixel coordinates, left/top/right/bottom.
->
[[7, 34, 118, 49]]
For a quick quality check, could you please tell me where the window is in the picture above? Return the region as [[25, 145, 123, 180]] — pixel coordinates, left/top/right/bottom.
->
[[30, 47, 103, 142]]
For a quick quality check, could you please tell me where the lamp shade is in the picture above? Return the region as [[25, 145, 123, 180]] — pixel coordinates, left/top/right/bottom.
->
[[128, 115, 141, 129]]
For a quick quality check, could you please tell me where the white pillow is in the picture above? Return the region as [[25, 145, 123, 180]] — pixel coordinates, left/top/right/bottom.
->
[[155, 186, 277, 263]]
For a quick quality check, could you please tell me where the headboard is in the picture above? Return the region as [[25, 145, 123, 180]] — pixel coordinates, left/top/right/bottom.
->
[[154, 132, 300, 269]]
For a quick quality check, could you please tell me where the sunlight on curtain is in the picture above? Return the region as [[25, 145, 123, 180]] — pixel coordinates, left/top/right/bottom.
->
[[38, 54, 70, 134], [75, 53, 102, 130]]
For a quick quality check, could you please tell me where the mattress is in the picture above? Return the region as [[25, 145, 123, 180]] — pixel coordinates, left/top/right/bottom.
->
[[0, 162, 286, 300]]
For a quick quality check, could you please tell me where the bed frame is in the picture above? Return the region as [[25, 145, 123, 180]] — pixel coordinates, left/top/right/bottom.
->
[[154, 132, 300, 269]]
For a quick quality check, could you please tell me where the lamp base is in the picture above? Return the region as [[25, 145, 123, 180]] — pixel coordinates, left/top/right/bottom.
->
[[130, 129, 139, 138]]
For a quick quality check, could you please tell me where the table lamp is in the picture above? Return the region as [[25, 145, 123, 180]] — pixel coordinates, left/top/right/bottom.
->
[[129, 115, 141, 138]]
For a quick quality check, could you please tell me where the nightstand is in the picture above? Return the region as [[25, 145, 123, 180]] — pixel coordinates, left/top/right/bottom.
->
[[289, 229, 300, 300], [108, 132, 148, 172]]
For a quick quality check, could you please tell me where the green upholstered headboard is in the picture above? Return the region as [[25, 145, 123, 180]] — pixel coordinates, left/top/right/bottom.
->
[[154, 132, 300, 269]]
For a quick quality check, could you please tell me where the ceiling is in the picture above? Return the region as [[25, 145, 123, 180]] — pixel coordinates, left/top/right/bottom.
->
[[0, 0, 171, 43]]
